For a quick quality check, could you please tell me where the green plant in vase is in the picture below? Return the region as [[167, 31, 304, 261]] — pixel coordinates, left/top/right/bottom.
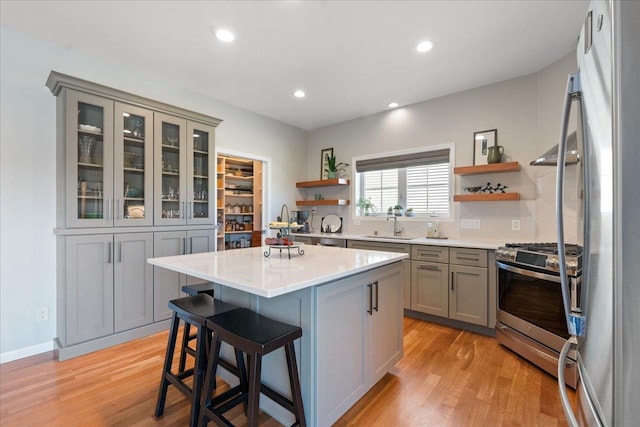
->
[[393, 204, 403, 216], [325, 155, 349, 179], [356, 197, 375, 216]]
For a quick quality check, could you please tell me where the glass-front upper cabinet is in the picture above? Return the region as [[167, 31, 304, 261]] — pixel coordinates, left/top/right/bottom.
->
[[114, 103, 153, 226], [154, 113, 187, 225], [65, 91, 114, 228], [187, 122, 215, 225]]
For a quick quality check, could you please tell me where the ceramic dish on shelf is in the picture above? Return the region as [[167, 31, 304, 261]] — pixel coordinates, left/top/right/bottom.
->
[[78, 124, 102, 133]]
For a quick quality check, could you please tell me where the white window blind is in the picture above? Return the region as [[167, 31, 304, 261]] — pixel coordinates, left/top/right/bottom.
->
[[363, 169, 398, 214], [356, 147, 451, 217]]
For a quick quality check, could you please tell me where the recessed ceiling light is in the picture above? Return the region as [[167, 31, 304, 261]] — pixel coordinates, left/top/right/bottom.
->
[[416, 40, 433, 53], [214, 28, 235, 42], [388, 102, 399, 108], [294, 90, 306, 98]]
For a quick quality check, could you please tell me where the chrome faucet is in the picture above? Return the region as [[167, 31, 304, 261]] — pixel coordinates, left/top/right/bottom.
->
[[387, 214, 401, 236]]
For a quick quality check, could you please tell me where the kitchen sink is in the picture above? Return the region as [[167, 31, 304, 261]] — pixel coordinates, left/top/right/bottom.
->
[[363, 235, 416, 240]]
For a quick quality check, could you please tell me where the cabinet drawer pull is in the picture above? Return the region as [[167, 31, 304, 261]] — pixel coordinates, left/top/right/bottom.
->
[[418, 251, 440, 257], [456, 255, 479, 261], [418, 265, 440, 271]]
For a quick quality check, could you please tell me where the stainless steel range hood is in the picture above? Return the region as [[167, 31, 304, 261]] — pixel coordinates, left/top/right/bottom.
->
[[530, 131, 580, 166]]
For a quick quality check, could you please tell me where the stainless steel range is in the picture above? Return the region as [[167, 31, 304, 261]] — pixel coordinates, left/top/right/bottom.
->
[[495, 242, 583, 387]]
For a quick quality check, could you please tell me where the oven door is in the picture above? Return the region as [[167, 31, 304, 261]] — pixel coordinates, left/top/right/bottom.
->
[[496, 261, 579, 355]]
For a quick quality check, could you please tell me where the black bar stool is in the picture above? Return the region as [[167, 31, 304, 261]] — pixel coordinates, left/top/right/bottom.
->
[[155, 294, 241, 427], [198, 308, 306, 427], [179, 283, 216, 372]]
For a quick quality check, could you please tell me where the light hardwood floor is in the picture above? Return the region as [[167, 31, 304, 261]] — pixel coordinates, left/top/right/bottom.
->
[[0, 317, 574, 426]]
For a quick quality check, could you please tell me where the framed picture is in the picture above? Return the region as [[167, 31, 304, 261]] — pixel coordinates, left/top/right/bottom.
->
[[473, 129, 497, 165], [320, 147, 334, 179]]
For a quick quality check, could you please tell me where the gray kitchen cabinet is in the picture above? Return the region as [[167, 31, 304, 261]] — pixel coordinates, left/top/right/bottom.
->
[[449, 249, 488, 326], [315, 262, 403, 427], [114, 233, 154, 332], [63, 91, 115, 228], [61, 90, 155, 228], [48, 72, 222, 359], [154, 114, 216, 226], [153, 229, 215, 321], [410, 245, 489, 327], [347, 240, 411, 309], [64, 232, 153, 345], [65, 234, 114, 345], [410, 246, 450, 316], [114, 103, 154, 226]]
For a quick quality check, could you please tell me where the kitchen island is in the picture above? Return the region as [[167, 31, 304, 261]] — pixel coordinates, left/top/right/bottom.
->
[[148, 244, 408, 426]]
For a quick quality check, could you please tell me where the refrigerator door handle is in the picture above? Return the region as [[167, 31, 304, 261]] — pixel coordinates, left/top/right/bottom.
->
[[559, 337, 580, 427], [556, 72, 586, 338]]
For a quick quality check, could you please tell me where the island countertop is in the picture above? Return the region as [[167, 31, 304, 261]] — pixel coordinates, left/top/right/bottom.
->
[[148, 244, 408, 298]]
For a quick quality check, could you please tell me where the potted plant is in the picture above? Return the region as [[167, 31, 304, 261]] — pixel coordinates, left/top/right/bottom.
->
[[356, 197, 375, 216], [325, 155, 349, 179], [405, 207, 415, 217], [393, 204, 403, 216]]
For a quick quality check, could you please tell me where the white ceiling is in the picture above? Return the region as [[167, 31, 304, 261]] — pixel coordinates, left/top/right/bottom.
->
[[1, 0, 588, 130]]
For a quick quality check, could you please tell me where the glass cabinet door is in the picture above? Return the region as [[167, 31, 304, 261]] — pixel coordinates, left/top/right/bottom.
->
[[114, 103, 153, 226], [65, 91, 114, 227], [187, 122, 215, 225], [154, 113, 187, 225]]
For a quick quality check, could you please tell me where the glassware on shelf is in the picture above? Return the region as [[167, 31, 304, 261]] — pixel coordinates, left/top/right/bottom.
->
[[78, 135, 94, 163]]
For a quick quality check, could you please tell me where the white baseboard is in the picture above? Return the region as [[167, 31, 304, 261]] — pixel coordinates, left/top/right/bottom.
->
[[0, 341, 54, 364]]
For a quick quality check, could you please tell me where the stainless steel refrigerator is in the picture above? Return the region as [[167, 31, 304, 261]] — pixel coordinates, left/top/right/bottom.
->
[[553, 0, 640, 425]]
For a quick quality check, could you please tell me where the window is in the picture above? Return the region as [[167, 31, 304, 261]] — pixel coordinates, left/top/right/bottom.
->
[[355, 146, 452, 218]]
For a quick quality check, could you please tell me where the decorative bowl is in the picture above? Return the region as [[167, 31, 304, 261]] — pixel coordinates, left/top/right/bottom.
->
[[463, 186, 482, 194]]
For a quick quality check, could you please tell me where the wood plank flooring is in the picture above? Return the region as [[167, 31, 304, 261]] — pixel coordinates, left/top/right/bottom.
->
[[0, 317, 574, 426]]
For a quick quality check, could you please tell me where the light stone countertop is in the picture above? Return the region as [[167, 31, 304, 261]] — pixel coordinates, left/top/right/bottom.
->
[[148, 244, 408, 298], [293, 232, 503, 250]]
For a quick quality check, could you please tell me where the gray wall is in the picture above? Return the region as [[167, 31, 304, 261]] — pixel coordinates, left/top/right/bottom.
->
[[0, 28, 306, 361], [304, 53, 577, 241]]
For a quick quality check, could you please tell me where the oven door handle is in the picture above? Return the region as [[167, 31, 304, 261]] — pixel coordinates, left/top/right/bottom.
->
[[496, 261, 562, 283]]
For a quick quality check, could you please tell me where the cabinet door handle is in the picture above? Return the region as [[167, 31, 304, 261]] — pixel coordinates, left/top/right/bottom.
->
[[107, 241, 112, 264], [118, 241, 122, 263], [451, 272, 454, 291], [190, 201, 194, 219], [182, 237, 186, 255], [106, 199, 112, 220], [367, 283, 373, 315], [418, 265, 440, 271], [181, 201, 185, 219], [189, 237, 193, 254], [374, 281, 379, 312]]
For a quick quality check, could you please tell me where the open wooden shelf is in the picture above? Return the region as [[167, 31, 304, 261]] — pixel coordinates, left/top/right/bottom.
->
[[296, 178, 350, 188], [296, 199, 350, 206], [453, 193, 520, 202], [453, 161, 520, 176]]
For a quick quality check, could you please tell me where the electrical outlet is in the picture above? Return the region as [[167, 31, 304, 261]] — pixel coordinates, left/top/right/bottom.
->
[[36, 307, 48, 321], [512, 219, 521, 231], [460, 219, 481, 229]]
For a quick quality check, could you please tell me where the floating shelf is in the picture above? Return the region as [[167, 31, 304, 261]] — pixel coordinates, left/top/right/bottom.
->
[[453, 193, 520, 202], [296, 199, 350, 206], [296, 178, 350, 188], [453, 161, 520, 176]]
